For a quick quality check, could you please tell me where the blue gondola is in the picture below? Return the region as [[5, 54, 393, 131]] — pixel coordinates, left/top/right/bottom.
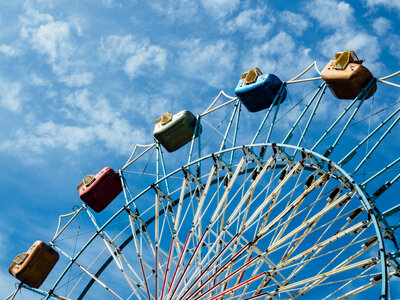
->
[[234, 68, 287, 112]]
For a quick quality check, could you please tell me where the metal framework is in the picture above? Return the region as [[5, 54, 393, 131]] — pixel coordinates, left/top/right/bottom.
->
[[7, 62, 400, 300]]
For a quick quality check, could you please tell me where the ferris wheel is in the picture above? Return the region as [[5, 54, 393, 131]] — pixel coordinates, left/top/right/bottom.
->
[[6, 51, 400, 300]]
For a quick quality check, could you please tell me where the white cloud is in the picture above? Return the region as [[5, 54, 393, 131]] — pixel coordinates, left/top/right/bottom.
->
[[388, 34, 400, 59], [0, 270, 15, 298], [4, 122, 95, 153], [365, 0, 400, 12], [306, 0, 355, 29], [21, 15, 73, 64], [0, 79, 23, 112], [59, 72, 94, 87], [178, 39, 237, 87], [372, 17, 391, 36], [281, 11, 310, 36], [124, 45, 167, 79], [0, 89, 148, 157], [100, 35, 167, 79], [243, 31, 313, 80], [124, 93, 178, 124], [0, 44, 22, 57], [201, 0, 240, 18], [102, 0, 113, 7], [305, 0, 382, 68], [150, 0, 199, 22], [225, 9, 272, 39], [99, 35, 136, 63], [30, 73, 52, 87], [19, 6, 92, 88], [63, 89, 149, 151], [318, 31, 381, 64]]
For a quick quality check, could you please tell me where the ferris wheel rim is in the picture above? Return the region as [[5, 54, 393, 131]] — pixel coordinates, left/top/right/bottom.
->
[[43, 142, 390, 300], [7, 55, 400, 300]]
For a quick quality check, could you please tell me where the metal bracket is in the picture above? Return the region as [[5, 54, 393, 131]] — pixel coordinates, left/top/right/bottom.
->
[[377, 203, 400, 221], [151, 184, 172, 203], [271, 143, 292, 163], [387, 250, 400, 270], [242, 146, 262, 165], [181, 166, 205, 190], [212, 153, 233, 176]]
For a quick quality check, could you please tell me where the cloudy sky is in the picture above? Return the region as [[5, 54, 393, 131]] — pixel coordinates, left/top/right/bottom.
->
[[1, 0, 400, 298]]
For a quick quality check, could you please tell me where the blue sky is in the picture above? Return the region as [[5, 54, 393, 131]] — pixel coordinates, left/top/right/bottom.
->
[[1, 0, 400, 298]]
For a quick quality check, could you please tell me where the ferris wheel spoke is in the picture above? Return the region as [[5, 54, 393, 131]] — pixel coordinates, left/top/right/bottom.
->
[[189, 164, 219, 264], [240, 256, 295, 298], [325, 94, 368, 160], [267, 166, 309, 248], [152, 185, 177, 229], [310, 95, 362, 152], [194, 261, 264, 300], [52, 245, 125, 300], [210, 156, 248, 224], [209, 163, 253, 286], [265, 191, 355, 257], [273, 180, 345, 263], [160, 237, 175, 300], [282, 83, 325, 145], [228, 156, 277, 227], [154, 192, 179, 287], [84, 207, 145, 298], [124, 207, 152, 300], [193, 164, 218, 226], [251, 95, 281, 144], [306, 216, 370, 275], [279, 200, 361, 271], [275, 236, 372, 288], [330, 270, 396, 300], [167, 229, 192, 298], [253, 169, 282, 241], [174, 176, 189, 233], [225, 220, 293, 286], [278, 221, 370, 273], [243, 163, 302, 230], [168, 229, 210, 299], [224, 156, 271, 253], [218, 246, 252, 298], [48, 141, 397, 299], [352, 113, 400, 175], [339, 106, 400, 168], [214, 238, 290, 298], [180, 233, 244, 299], [292, 228, 376, 298], [215, 168, 284, 286], [274, 256, 379, 295], [122, 177, 158, 273], [178, 165, 247, 285], [219, 99, 241, 152], [258, 252, 294, 294], [156, 145, 170, 194], [361, 157, 400, 189], [255, 172, 331, 241], [316, 263, 378, 299], [215, 207, 261, 295], [231, 257, 266, 300], [75, 262, 125, 300], [265, 90, 286, 144], [292, 85, 326, 157]]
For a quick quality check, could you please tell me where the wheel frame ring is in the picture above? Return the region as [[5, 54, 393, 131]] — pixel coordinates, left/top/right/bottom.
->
[[46, 143, 388, 299]]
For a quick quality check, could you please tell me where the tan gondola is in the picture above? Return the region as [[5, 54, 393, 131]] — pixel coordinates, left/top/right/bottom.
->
[[9, 241, 59, 288], [321, 51, 377, 99]]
